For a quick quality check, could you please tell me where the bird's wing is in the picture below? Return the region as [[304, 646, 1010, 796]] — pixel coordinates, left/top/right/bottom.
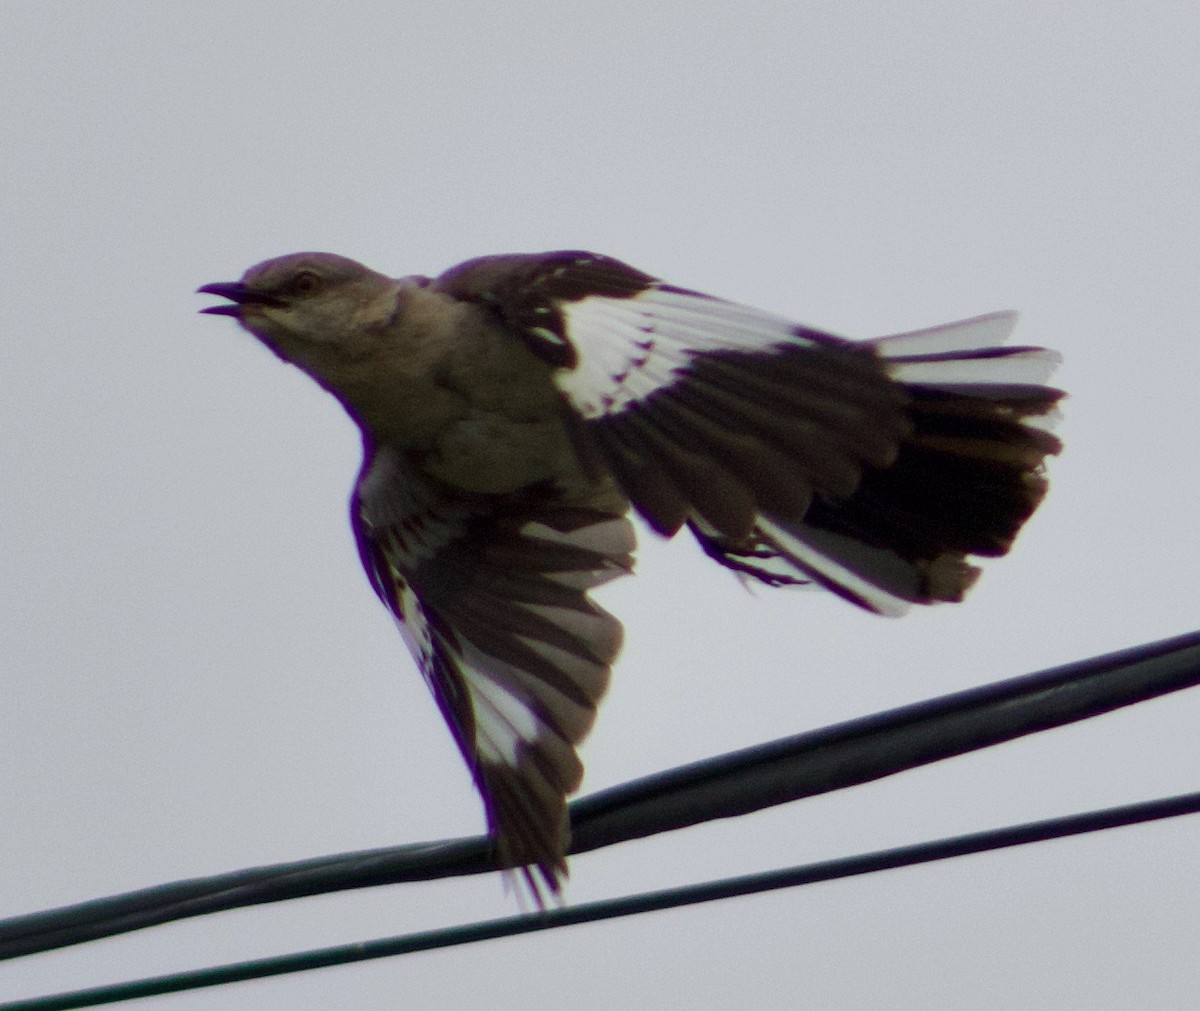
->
[[436, 251, 906, 535], [437, 252, 1062, 615], [352, 444, 634, 897]]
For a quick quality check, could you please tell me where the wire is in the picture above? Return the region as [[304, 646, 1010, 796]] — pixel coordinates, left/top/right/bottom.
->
[[4, 630, 1197, 963], [4, 789, 1200, 1010]]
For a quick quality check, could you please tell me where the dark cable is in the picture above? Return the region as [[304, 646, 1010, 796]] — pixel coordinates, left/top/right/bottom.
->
[[2, 630, 1198, 963], [4, 789, 1199, 1010]]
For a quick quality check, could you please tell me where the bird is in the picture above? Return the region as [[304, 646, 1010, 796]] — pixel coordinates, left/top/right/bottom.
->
[[198, 249, 1063, 900]]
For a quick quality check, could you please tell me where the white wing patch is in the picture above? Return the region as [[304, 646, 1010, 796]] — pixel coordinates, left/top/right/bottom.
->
[[357, 444, 634, 895], [557, 287, 819, 419], [455, 643, 543, 767], [382, 546, 617, 777], [389, 579, 443, 705]]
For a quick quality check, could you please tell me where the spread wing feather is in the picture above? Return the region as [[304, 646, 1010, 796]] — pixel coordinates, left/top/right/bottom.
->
[[353, 444, 633, 899], [438, 253, 1062, 616]]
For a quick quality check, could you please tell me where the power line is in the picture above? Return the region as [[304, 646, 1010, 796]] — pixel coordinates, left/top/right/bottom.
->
[[5, 789, 1200, 1010], [4, 630, 1197, 963]]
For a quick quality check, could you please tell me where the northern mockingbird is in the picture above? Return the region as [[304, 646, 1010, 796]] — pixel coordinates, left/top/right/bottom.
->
[[199, 250, 1062, 899]]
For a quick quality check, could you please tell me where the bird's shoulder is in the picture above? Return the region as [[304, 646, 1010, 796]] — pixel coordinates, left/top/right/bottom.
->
[[432, 251, 657, 368]]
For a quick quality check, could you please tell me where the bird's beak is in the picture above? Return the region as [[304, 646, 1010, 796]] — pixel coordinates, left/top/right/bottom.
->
[[197, 281, 281, 316]]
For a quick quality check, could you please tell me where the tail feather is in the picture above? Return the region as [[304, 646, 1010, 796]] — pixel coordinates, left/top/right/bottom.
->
[[871, 311, 1062, 389], [687, 313, 1063, 614]]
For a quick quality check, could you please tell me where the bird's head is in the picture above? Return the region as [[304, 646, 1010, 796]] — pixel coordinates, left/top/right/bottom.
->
[[198, 252, 403, 367]]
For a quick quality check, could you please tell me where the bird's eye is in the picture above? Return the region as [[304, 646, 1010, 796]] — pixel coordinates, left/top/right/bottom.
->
[[289, 270, 323, 296]]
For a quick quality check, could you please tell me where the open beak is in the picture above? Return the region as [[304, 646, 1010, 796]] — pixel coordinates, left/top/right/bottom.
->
[[197, 281, 280, 317]]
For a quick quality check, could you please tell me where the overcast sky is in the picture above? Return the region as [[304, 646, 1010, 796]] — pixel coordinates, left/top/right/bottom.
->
[[3, 3, 1199, 1007]]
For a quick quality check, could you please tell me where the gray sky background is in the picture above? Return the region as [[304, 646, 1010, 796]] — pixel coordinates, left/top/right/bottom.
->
[[3, 3, 1199, 1007]]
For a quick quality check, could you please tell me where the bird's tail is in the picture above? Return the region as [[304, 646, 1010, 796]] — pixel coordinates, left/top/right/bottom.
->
[[689, 312, 1063, 615]]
